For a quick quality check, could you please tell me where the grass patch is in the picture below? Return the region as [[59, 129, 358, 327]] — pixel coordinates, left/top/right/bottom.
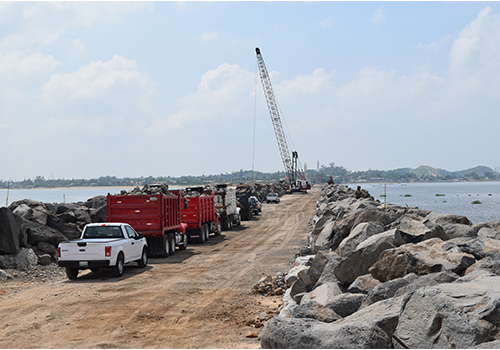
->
[[404, 194, 412, 197], [471, 200, 482, 204], [435, 194, 445, 197]]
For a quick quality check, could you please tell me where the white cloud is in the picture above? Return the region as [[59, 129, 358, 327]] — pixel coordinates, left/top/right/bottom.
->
[[154, 63, 254, 131], [450, 7, 500, 79], [415, 35, 452, 52], [0, 51, 59, 84], [201, 30, 219, 41], [0, 2, 149, 51], [320, 17, 334, 29], [371, 6, 386, 26], [40, 55, 154, 102]]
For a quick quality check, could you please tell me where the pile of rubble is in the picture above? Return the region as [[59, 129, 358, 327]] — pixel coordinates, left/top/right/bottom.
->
[[261, 183, 500, 349], [252, 273, 287, 296], [119, 183, 171, 196], [236, 182, 288, 203]]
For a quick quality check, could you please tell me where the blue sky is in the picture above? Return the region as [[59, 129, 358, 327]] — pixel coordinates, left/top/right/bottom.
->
[[1, 1, 500, 181]]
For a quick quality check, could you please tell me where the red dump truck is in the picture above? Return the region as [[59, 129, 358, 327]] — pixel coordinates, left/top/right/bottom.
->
[[171, 187, 221, 244], [106, 189, 188, 258]]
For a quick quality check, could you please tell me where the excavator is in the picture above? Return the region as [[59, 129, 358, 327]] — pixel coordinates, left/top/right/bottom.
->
[[255, 47, 311, 192]]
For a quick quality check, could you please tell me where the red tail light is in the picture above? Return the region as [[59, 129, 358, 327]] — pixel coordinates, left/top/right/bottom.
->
[[105, 246, 111, 257], [58, 247, 61, 258]]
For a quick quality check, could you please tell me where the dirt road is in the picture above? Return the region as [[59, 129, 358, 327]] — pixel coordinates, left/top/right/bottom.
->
[[0, 186, 319, 349]]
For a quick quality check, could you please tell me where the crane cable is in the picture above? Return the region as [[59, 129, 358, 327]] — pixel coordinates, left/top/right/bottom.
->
[[252, 58, 259, 184]]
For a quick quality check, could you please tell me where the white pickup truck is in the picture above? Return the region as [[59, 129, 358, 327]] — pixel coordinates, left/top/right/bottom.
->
[[266, 193, 281, 204], [57, 222, 148, 279]]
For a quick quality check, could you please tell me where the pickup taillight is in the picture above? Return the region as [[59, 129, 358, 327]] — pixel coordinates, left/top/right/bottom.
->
[[58, 247, 61, 258], [105, 246, 111, 257]]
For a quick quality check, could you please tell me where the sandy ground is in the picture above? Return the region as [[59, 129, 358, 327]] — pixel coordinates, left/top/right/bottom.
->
[[0, 186, 319, 349]]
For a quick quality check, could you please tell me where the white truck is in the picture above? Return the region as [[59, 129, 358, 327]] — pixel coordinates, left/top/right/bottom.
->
[[266, 193, 281, 203], [57, 222, 148, 279], [214, 184, 241, 230]]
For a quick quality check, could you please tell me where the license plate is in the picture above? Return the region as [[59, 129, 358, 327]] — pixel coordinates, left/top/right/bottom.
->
[[79, 261, 88, 267]]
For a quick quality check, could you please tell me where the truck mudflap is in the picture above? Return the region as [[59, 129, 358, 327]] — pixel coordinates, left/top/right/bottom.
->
[[58, 260, 110, 269], [147, 236, 165, 256]]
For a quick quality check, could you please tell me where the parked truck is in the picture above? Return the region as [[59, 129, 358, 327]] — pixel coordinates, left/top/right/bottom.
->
[[236, 185, 253, 221], [214, 184, 241, 230], [106, 187, 188, 257], [171, 187, 221, 244], [57, 222, 148, 279]]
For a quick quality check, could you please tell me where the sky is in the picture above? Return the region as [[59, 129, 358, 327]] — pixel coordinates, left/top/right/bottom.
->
[[1, 1, 500, 181]]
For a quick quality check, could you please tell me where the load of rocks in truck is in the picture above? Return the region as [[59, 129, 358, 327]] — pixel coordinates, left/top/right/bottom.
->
[[235, 181, 288, 203], [260, 183, 500, 349], [119, 183, 171, 196]]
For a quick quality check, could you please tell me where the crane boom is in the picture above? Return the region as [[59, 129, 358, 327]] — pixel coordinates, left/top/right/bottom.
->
[[255, 47, 294, 183]]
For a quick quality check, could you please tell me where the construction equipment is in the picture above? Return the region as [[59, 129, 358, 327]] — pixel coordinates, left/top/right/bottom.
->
[[255, 47, 310, 192]]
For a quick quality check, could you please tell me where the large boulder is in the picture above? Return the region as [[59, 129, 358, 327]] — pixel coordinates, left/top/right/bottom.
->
[[361, 273, 418, 307], [347, 274, 382, 294], [334, 229, 397, 286], [261, 316, 392, 349], [300, 282, 344, 306], [337, 222, 385, 257], [262, 295, 404, 348], [441, 223, 478, 240], [19, 217, 68, 247], [394, 275, 500, 348], [0, 247, 38, 269], [370, 238, 476, 282], [0, 207, 21, 254], [12, 203, 33, 220]]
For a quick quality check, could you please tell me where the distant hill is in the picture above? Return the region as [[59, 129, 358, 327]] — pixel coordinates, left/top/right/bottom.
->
[[391, 165, 494, 178], [453, 166, 496, 177]]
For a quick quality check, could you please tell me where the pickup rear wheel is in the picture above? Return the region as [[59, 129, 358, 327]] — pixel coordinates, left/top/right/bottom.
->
[[112, 253, 124, 277], [137, 247, 148, 268], [66, 267, 78, 280]]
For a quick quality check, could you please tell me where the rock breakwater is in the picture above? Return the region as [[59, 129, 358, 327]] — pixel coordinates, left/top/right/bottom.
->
[[261, 183, 500, 349]]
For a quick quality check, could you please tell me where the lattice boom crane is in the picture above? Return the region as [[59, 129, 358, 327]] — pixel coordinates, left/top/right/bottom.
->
[[255, 47, 310, 191]]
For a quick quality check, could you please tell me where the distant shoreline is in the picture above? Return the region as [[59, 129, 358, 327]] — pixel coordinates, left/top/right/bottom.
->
[[0, 186, 135, 191]]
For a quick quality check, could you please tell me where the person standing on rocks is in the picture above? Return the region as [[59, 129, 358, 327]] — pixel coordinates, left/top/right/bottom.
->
[[327, 176, 335, 185]]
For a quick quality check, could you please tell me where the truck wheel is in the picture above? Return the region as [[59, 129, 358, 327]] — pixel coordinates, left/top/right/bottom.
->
[[137, 247, 148, 268], [215, 221, 222, 236], [112, 253, 124, 277], [160, 235, 170, 258], [179, 235, 188, 250], [204, 224, 210, 241], [66, 267, 78, 280], [168, 233, 175, 256], [197, 227, 206, 244]]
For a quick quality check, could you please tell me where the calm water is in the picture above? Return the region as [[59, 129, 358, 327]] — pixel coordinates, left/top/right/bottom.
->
[[0, 187, 134, 206], [348, 182, 500, 224]]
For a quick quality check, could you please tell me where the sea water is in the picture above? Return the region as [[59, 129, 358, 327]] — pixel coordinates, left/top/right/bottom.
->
[[348, 182, 500, 224], [0, 187, 134, 206]]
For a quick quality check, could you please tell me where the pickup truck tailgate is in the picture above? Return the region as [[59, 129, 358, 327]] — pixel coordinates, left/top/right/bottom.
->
[[59, 239, 122, 261]]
